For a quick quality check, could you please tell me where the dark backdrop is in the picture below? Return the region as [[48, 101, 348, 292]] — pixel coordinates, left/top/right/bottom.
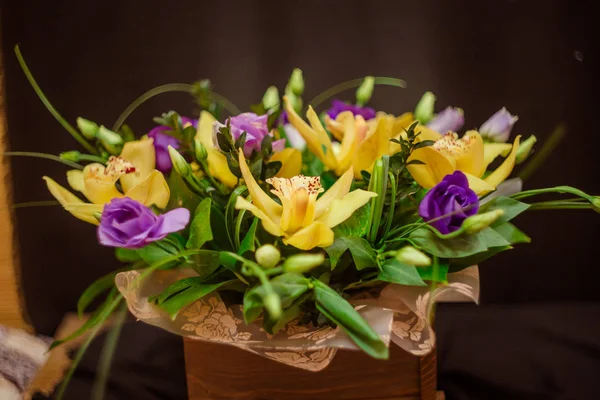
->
[[2, 1, 600, 399]]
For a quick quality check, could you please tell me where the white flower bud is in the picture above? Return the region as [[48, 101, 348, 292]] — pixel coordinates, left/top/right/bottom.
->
[[255, 244, 281, 269]]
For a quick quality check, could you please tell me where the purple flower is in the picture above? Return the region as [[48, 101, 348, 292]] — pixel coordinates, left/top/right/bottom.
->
[[98, 197, 190, 249], [148, 117, 197, 174], [326, 100, 376, 121], [217, 112, 285, 157], [479, 108, 518, 143], [427, 107, 464, 133], [419, 171, 479, 234]]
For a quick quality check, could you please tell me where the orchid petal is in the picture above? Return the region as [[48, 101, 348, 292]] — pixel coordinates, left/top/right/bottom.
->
[[270, 148, 302, 179], [455, 130, 485, 177], [334, 111, 359, 175], [119, 138, 156, 192], [195, 111, 238, 188], [314, 167, 354, 219], [235, 196, 283, 237], [43, 176, 100, 224], [238, 150, 282, 222], [483, 142, 513, 170], [354, 115, 390, 179], [317, 189, 377, 228], [484, 135, 521, 190], [463, 173, 496, 195], [282, 221, 335, 250], [82, 164, 124, 204], [125, 170, 170, 209], [66, 169, 86, 193], [407, 147, 455, 189]]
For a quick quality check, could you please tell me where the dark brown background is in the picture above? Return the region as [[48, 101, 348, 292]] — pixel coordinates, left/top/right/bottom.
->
[[2, 1, 600, 399]]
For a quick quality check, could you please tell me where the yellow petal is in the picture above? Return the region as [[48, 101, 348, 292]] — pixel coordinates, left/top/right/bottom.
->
[[82, 164, 123, 204], [484, 135, 521, 189], [119, 138, 156, 192], [282, 221, 335, 250], [238, 150, 282, 222], [463, 173, 496, 195], [125, 170, 170, 208], [43, 176, 100, 224], [325, 116, 345, 142], [283, 97, 338, 171], [455, 130, 485, 177], [195, 111, 238, 187], [392, 112, 415, 136], [407, 147, 455, 189], [235, 196, 283, 237], [317, 189, 377, 228], [415, 124, 444, 142], [483, 142, 513, 170], [334, 112, 359, 175], [66, 170, 86, 193], [314, 167, 354, 219], [270, 148, 302, 179], [353, 115, 390, 179]]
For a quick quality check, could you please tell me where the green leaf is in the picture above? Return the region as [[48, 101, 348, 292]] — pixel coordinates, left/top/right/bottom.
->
[[324, 238, 349, 270], [77, 271, 120, 318], [378, 259, 427, 286], [479, 227, 511, 248], [332, 203, 371, 238], [187, 198, 213, 249], [166, 169, 201, 214], [115, 248, 140, 263], [449, 246, 511, 272], [312, 280, 388, 359], [480, 196, 530, 226], [340, 237, 377, 270], [263, 293, 310, 335], [410, 228, 487, 258], [158, 280, 234, 319], [136, 242, 178, 266], [211, 203, 232, 251], [238, 217, 259, 255], [493, 222, 531, 244], [225, 186, 248, 250], [417, 262, 449, 283], [184, 250, 222, 278], [152, 277, 202, 304]]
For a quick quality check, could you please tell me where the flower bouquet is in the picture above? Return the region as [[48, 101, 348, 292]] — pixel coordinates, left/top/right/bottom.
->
[[11, 46, 599, 399]]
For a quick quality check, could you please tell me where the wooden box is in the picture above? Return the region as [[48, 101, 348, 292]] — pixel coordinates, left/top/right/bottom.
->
[[184, 338, 443, 400]]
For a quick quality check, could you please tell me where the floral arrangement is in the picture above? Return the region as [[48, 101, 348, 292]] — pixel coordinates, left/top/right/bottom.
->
[[11, 46, 600, 390]]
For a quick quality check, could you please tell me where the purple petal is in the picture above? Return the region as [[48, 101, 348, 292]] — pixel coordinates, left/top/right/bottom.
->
[[427, 107, 464, 133], [326, 99, 376, 120], [271, 139, 287, 153], [479, 107, 518, 143], [149, 208, 191, 239]]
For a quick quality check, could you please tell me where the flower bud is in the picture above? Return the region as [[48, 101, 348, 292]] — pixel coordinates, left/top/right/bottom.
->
[[395, 246, 431, 267], [288, 68, 304, 96], [194, 137, 208, 161], [283, 253, 325, 274], [462, 209, 505, 234], [59, 150, 81, 162], [591, 197, 600, 214], [263, 292, 282, 319], [356, 76, 375, 106], [479, 107, 518, 143], [427, 106, 464, 133], [262, 86, 280, 110], [168, 145, 191, 177], [255, 244, 281, 269], [77, 117, 99, 140], [286, 92, 303, 113], [414, 91, 436, 124], [96, 126, 124, 154], [515, 135, 537, 164]]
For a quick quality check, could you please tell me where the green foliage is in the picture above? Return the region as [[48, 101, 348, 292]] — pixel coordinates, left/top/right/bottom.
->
[[238, 217, 259, 255], [191, 79, 223, 119], [187, 198, 213, 249], [339, 237, 377, 270], [312, 280, 388, 359], [324, 239, 349, 270], [417, 262, 449, 283], [494, 222, 531, 244], [333, 203, 371, 238], [157, 280, 235, 319], [115, 248, 140, 263], [480, 196, 530, 226], [409, 228, 487, 258], [378, 259, 427, 286], [184, 250, 222, 278]]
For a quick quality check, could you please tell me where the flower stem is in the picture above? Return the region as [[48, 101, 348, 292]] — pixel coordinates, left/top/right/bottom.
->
[[3, 151, 84, 169], [111, 83, 241, 132], [14, 45, 98, 155], [511, 186, 593, 202]]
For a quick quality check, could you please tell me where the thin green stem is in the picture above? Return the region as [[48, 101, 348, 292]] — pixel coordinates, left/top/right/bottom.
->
[[519, 124, 565, 181], [528, 203, 592, 211], [264, 266, 284, 277], [234, 209, 247, 250], [308, 77, 407, 110], [380, 171, 397, 246], [11, 200, 59, 209], [511, 186, 592, 202], [111, 83, 241, 132], [77, 154, 108, 163], [14, 45, 97, 155], [3, 151, 84, 169]]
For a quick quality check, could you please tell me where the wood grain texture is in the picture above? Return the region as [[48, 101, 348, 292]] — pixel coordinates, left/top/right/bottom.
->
[[184, 338, 443, 400]]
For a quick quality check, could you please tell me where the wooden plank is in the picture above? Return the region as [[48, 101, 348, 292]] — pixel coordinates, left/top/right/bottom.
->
[[184, 338, 441, 400]]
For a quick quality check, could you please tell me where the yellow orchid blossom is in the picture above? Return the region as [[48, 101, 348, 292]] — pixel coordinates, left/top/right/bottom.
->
[[44, 138, 170, 224], [234, 150, 376, 250], [406, 127, 521, 194], [284, 96, 399, 179], [195, 110, 302, 184]]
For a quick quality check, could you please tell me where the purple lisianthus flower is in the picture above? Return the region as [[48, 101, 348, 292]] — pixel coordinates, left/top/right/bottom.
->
[[148, 117, 197, 174], [326, 99, 376, 121], [419, 171, 479, 234], [216, 112, 285, 157], [427, 106, 464, 133], [479, 107, 518, 143], [98, 197, 190, 249]]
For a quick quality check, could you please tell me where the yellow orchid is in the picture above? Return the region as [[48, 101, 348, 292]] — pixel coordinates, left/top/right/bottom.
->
[[284, 96, 399, 179], [234, 150, 376, 250], [44, 138, 170, 224], [195, 111, 302, 184], [406, 127, 521, 194]]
